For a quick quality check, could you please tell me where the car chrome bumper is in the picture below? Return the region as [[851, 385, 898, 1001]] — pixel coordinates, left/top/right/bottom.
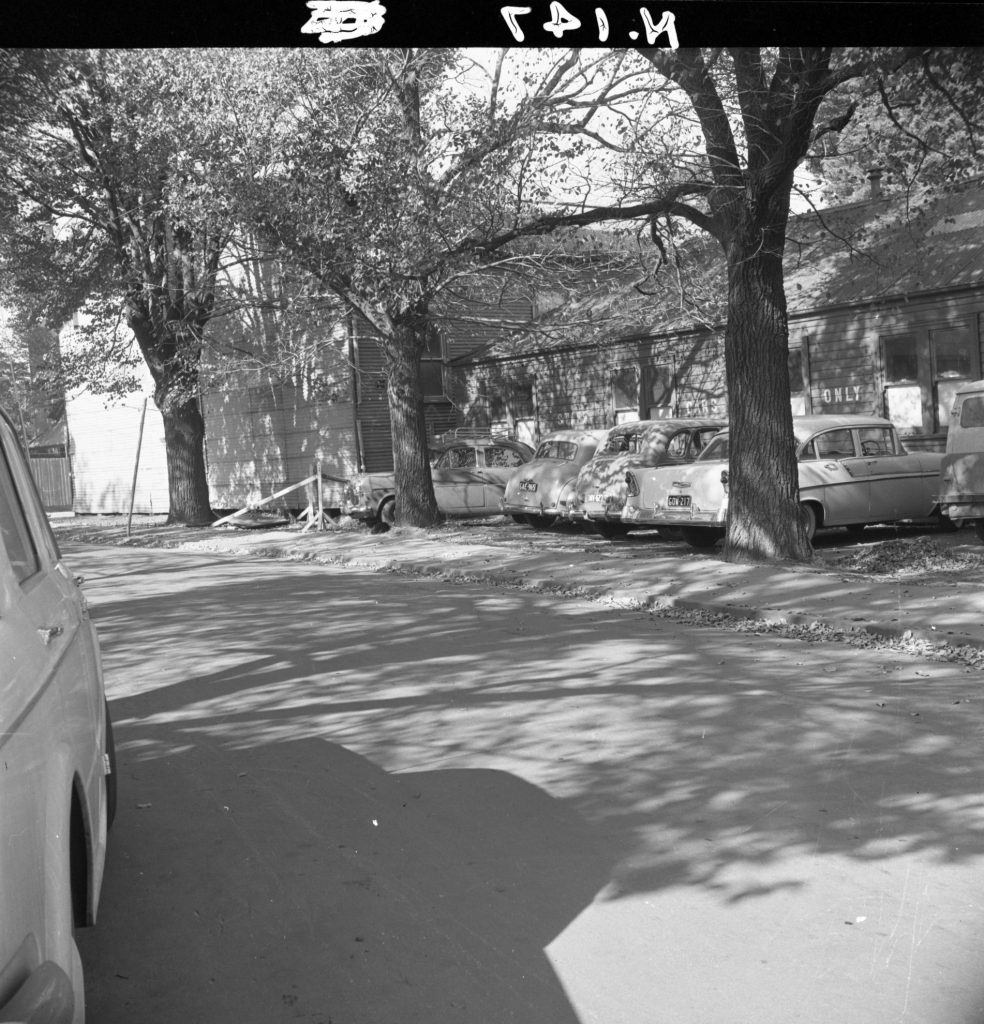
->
[[622, 505, 725, 525], [341, 503, 376, 521], [501, 501, 562, 517]]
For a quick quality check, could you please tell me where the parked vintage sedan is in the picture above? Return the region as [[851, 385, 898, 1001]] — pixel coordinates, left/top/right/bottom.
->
[[342, 434, 534, 528], [0, 404, 114, 1024], [567, 418, 726, 538], [500, 428, 610, 528], [622, 414, 946, 548]]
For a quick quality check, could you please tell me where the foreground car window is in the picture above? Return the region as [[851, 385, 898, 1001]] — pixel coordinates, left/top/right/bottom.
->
[[436, 447, 477, 469], [858, 427, 896, 456], [484, 446, 525, 468], [0, 434, 40, 583], [814, 429, 856, 459], [666, 432, 691, 458]]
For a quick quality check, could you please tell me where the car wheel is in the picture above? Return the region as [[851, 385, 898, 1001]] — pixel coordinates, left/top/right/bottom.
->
[[529, 514, 557, 529], [800, 502, 818, 543], [373, 497, 395, 532], [105, 701, 117, 830], [510, 514, 529, 525], [594, 521, 629, 540], [681, 527, 721, 549]]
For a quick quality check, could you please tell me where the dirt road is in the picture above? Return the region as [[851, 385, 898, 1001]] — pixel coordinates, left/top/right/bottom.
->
[[72, 542, 984, 1024]]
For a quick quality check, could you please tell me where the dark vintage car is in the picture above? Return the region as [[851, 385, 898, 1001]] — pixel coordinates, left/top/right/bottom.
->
[[341, 434, 534, 528], [500, 428, 610, 528], [0, 404, 115, 1024], [622, 414, 946, 547], [566, 418, 726, 538]]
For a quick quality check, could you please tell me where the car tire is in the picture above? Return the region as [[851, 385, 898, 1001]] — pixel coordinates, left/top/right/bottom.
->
[[529, 514, 557, 529], [105, 701, 117, 831], [681, 527, 722, 549], [800, 502, 819, 543], [373, 497, 395, 532], [510, 514, 529, 525]]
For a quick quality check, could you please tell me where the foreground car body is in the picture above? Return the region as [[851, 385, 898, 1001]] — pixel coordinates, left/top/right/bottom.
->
[[500, 429, 610, 528], [342, 435, 534, 527], [623, 414, 945, 547], [568, 418, 726, 538], [937, 379, 984, 542], [0, 407, 113, 1024]]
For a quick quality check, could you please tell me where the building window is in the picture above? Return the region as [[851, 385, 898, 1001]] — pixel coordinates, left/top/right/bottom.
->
[[884, 334, 919, 383], [611, 364, 640, 423], [932, 323, 977, 429], [788, 348, 806, 414], [421, 329, 445, 400], [641, 362, 675, 419], [881, 321, 980, 434]]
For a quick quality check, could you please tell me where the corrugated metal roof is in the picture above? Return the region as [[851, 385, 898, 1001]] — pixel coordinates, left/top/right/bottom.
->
[[785, 182, 984, 312]]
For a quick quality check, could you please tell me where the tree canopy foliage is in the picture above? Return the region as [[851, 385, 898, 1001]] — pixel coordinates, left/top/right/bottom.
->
[[0, 47, 981, 552]]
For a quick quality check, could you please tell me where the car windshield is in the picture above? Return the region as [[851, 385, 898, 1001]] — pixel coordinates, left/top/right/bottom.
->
[[534, 439, 578, 461], [698, 433, 730, 461]]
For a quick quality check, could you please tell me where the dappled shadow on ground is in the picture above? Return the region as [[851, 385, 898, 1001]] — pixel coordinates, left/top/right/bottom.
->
[[71, 543, 984, 1020], [74, 543, 984, 901]]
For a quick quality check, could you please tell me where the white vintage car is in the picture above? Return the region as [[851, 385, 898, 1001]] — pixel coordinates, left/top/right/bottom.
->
[[566, 418, 726, 539], [0, 404, 114, 1024], [621, 414, 946, 548], [341, 434, 534, 529], [500, 428, 610, 528]]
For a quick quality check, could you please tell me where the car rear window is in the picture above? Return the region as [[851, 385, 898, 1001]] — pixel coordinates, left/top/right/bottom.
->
[[699, 434, 730, 461], [534, 440, 578, 461], [959, 395, 984, 428]]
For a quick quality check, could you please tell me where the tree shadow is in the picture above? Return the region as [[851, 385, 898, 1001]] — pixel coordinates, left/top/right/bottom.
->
[[78, 735, 607, 1024], [70, 542, 984, 1019]]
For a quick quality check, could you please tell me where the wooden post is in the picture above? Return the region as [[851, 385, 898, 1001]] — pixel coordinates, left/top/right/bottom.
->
[[317, 459, 324, 530], [126, 398, 148, 539]]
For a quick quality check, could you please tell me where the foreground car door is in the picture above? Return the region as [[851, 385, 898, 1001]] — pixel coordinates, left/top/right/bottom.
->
[[432, 446, 482, 513], [798, 427, 872, 526], [477, 445, 528, 513], [858, 426, 940, 521]]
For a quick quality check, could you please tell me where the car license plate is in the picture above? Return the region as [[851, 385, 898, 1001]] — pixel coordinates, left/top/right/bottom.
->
[[519, 480, 538, 493], [667, 494, 691, 508]]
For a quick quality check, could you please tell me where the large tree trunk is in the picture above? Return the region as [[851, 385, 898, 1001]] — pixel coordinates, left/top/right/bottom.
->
[[385, 327, 441, 528], [157, 385, 214, 526], [723, 212, 813, 564], [130, 314, 215, 526]]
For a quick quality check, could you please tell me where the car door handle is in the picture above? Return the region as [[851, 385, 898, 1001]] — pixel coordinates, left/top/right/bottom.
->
[[37, 626, 63, 645]]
